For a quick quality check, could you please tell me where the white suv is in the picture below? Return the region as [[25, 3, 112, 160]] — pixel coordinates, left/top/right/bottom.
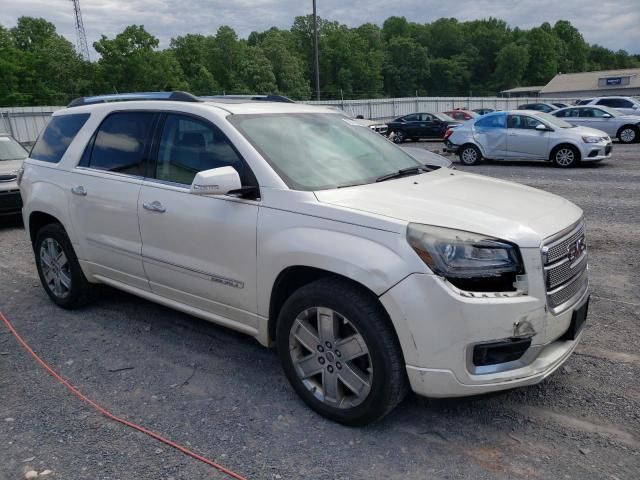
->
[[20, 92, 590, 425], [577, 96, 640, 116]]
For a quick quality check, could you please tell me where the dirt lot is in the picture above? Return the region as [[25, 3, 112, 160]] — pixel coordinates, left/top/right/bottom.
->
[[1, 143, 639, 480]]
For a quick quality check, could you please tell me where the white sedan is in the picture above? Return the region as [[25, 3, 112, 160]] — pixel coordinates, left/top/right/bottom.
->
[[444, 110, 612, 168], [552, 105, 640, 144]]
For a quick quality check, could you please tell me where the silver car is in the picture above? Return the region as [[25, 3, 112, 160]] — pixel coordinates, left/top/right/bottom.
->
[[576, 96, 640, 116], [444, 110, 612, 168], [552, 105, 640, 144], [0, 134, 28, 216]]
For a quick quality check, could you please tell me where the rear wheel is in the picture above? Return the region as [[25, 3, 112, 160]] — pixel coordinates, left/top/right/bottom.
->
[[276, 278, 408, 426], [393, 130, 406, 144], [34, 223, 94, 309], [618, 125, 638, 144], [459, 144, 481, 166], [552, 145, 580, 168]]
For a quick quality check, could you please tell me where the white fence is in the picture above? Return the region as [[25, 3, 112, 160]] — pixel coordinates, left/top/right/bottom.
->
[[304, 96, 575, 122], [1, 96, 576, 144]]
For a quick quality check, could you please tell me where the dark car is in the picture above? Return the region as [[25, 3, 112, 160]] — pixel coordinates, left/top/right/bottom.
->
[[0, 134, 28, 217], [517, 103, 558, 113], [387, 112, 460, 143], [551, 102, 569, 109]]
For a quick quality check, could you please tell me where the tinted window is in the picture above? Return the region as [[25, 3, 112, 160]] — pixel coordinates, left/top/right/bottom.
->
[[89, 112, 155, 176], [577, 99, 593, 105], [0, 136, 28, 161], [31, 113, 89, 163], [420, 113, 434, 122], [507, 115, 543, 129], [579, 108, 607, 118], [476, 114, 506, 128], [404, 114, 419, 122], [597, 98, 633, 108], [156, 114, 248, 186]]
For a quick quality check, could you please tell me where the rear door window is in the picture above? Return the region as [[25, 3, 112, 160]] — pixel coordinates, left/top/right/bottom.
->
[[30, 113, 90, 163], [476, 114, 506, 128], [88, 112, 156, 176]]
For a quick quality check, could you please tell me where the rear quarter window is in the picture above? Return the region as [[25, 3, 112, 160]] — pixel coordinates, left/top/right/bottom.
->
[[30, 113, 90, 163]]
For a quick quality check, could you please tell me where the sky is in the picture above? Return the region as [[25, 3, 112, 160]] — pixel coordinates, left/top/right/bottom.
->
[[1, 0, 639, 57]]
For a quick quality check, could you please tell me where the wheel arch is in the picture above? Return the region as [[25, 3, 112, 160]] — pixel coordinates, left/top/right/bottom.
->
[[28, 211, 64, 247]]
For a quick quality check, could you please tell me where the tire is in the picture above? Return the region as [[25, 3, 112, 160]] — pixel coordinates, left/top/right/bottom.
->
[[459, 144, 482, 166], [34, 223, 94, 309], [276, 278, 408, 426], [617, 125, 638, 144], [393, 130, 406, 144], [552, 145, 580, 168]]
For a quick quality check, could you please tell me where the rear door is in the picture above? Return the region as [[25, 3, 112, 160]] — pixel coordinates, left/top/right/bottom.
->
[[138, 112, 260, 331], [472, 113, 507, 158], [506, 114, 550, 159], [68, 111, 157, 291]]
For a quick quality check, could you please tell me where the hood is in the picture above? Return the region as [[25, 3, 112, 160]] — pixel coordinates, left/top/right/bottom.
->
[[314, 169, 582, 247], [569, 125, 609, 137], [0, 159, 23, 176]]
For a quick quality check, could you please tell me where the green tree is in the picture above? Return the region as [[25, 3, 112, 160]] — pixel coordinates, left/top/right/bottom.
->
[[553, 20, 588, 72], [524, 25, 559, 85], [94, 25, 187, 92], [492, 42, 530, 90]]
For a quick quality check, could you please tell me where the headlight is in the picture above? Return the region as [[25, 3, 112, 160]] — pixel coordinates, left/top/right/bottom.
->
[[582, 136, 603, 143], [407, 224, 523, 291]]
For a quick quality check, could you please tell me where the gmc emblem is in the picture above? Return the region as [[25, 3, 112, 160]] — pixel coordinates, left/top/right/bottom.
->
[[567, 237, 587, 264]]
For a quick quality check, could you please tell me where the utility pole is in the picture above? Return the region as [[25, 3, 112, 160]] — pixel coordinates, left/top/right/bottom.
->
[[70, 0, 90, 61], [312, 0, 320, 100]]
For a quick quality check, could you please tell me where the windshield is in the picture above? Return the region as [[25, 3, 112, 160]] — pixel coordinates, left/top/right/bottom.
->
[[535, 112, 574, 129], [434, 112, 455, 121], [0, 136, 28, 161], [230, 113, 423, 190]]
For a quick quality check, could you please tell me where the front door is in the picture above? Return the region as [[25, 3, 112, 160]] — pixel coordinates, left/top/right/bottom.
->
[[68, 111, 158, 291], [506, 114, 550, 159], [138, 113, 260, 331]]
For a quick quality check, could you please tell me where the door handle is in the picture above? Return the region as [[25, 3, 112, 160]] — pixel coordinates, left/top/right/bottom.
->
[[142, 200, 166, 213], [71, 185, 87, 196]]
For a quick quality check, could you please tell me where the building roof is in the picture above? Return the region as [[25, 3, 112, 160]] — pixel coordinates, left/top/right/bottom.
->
[[500, 85, 544, 94], [540, 68, 640, 94]]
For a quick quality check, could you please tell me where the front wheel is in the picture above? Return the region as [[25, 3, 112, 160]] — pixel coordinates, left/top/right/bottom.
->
[[459, 144, 482, 166], [552, 145, 580, 168], [392, 130, 406, 144], [276, 278, 408, 426], [618, 126, 638, 144]]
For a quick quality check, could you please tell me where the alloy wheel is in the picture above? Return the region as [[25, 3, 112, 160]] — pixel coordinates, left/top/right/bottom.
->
[[461, 147, 478, 164], [288, 307, 372, 409], [555, 148, 575, 166], [620, 128, 636, 143], [39, 238, 72, 298]]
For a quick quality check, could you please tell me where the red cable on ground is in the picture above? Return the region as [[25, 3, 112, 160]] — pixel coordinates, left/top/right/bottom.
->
[[0, 311, 248, 480]]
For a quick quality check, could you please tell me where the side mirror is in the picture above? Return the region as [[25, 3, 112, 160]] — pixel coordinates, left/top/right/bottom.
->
[[602, 113, 612, 118], [190, 166, 241, 196], [535, 124, 550, 131]]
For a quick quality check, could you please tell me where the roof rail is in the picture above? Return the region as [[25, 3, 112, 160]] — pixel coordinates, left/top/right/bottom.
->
[[67, 91, 202, 108], [201, 94, 295, 104]]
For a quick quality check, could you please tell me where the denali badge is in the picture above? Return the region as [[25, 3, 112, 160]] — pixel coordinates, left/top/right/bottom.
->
[[567, 237, 586, 264]]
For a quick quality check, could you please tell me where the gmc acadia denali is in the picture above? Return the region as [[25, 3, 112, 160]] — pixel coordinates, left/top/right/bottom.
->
[[19, 91, 590, 425]]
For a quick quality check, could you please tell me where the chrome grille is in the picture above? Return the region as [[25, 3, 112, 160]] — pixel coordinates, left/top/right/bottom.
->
[[542, 221, 589, 314]]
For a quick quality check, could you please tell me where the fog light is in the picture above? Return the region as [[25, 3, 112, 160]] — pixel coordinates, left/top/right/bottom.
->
[[472, 337, 532, 367]]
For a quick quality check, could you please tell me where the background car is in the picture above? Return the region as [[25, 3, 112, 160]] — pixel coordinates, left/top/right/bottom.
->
[[473, 108, 495, 115], [517, 103, 558, 113], [551, 102, 569, 108], [386, 112, 460, 143], [553, 105, 640, 144], [442, 109, 479, 121], [575, 96, 640, 116], [0, 134, 28, 217], [444, 110, 612, 167], [351, 116, 388, 135]]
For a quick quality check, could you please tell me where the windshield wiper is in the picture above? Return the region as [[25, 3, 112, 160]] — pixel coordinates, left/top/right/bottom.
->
[[375, 166, 429, 183]]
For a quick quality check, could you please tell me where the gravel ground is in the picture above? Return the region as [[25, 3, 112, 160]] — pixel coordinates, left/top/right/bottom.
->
[[1, 144, 639, 480]]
